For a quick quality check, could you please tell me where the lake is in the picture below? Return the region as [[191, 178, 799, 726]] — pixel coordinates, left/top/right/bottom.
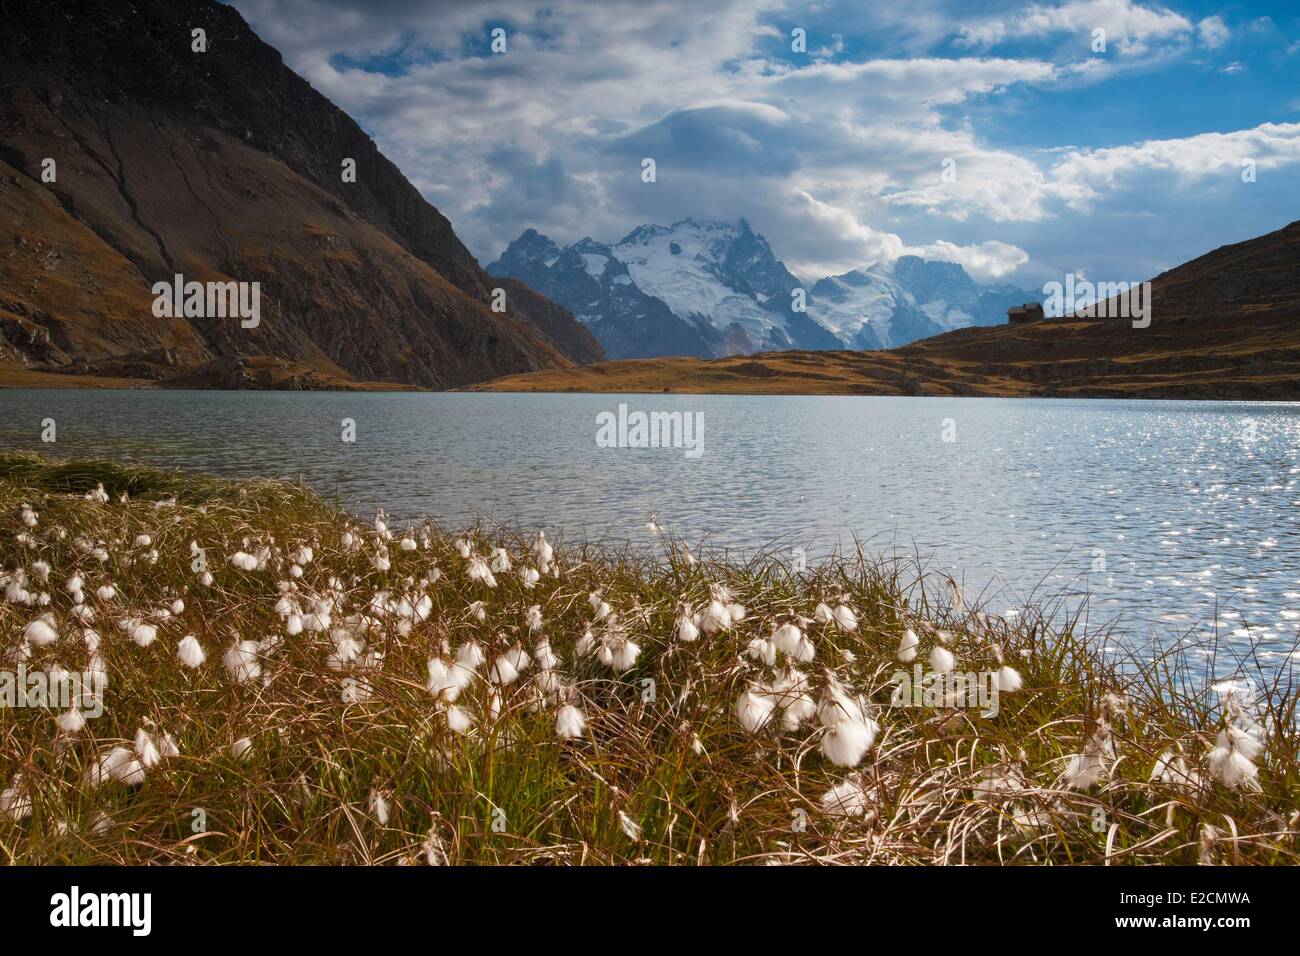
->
[[2, 390, 1297, 668]]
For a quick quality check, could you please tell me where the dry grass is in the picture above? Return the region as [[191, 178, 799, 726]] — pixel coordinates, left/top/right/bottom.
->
[[0, 452, 1296, 865]]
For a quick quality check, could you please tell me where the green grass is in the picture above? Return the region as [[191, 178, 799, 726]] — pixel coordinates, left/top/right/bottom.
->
[[0, 451, 1296, 864]]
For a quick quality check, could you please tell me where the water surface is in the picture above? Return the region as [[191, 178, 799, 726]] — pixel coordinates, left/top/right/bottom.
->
[[2, 390, 1297, 667]]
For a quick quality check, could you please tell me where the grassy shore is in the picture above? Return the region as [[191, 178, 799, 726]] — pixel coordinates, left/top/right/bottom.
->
[[0, 452, 1296, 865]]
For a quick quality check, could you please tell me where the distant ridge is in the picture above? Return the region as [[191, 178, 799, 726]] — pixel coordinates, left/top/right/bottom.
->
[[472, 220, 1300, 400], [487, 218, 1039, 359]]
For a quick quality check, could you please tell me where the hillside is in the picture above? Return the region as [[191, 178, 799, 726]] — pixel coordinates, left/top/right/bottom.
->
[[0, 0, 602, 389], [471, 220, 1300, 400]]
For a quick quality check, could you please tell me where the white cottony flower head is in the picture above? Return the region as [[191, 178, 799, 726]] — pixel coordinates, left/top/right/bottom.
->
[[534, 532, 554, 566], [368, 789, 392, 826], [897, 628, 919, 663], [555, 703, 587, 740], [223, 639, 263, 684], [831, 604, 858, 632], [736, 685, 776, 735], [1208, 727, 1262, 791], [56, 707, 87, 734], [675, 603, 699, 642], [701, 599, 731, 635], [618, 811, 642, 842], [929, 645, 955, 674], [23, 616, 58, 647], [745, 637, 777, 667], [0, 776, 31, 821], [177, 635, 206, 669], [995, 665, 1023, 693], [821, 776, 871, 818], [446, 705, 473, 735], [821, 717, 877, 768], [610, 638, 641, 673]]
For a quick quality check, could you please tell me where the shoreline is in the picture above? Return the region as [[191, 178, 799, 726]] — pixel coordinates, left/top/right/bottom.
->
[[1, 453, 1296, 864]]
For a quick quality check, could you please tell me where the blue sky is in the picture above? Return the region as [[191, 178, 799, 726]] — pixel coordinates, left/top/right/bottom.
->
[[229, 0, 1300, 287]]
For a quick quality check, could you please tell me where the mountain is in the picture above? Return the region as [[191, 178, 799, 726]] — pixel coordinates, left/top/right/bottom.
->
[[0, 0, 602, 389], [487, 229, 715, 359], [489, 219, 1036, 359], [471, 219, 1300, 400], [809, 257, 1039, 349], [489, 218, 841, 359]]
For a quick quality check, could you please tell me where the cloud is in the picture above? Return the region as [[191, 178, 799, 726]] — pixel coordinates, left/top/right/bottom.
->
[[1197, 15, 1230, 50], [226, 0, 1299, 289], [1045, 122, 1300, 211], [956, 0, 1194, 56]]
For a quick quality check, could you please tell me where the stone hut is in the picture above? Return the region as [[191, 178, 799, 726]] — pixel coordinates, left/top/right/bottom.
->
[[1007, 302, 1045, 324]]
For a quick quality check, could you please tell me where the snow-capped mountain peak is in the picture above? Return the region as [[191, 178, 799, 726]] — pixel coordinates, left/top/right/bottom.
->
[[487, 219, 1037, 359]]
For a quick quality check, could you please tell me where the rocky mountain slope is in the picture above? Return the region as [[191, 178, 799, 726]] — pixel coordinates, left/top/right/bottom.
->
[[489, 218, 841, 359], [472, 219, 1300, 400], [0, 0, 602, 389], [489, 218, 1037, 359], [810, 257, 1039, 349]]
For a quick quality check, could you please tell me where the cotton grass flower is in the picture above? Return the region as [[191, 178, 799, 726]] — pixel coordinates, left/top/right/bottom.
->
[[231, 737, 254, 761], [701, 598, 731, 635], [489, 645, 527, 685], [928, 644, 955, 674], [1151, 750, 1201, 792], [735, 685, 776, 735], [555, 703, 587, 740], [1063, 698, 1121, 790], [223, 639, 263, 684], [23, 615, 58, 647], [995, 665, 1023, 693], [820, 774, 871, 818], [426, 657, 461, 701], [466, 556, 497, 588], [617, 811, 642, 842], [228, 551, 259, 572], [533, 532, 553, 566], [134, 728, 162, 769], [897, 628, 919, 663], [745, 636, 777, 667], [87, 745, 145, 787], [817, 675, 877, 768], [56, 707, 87, 734], [368, 789, 392, 826], [177, 635, 205, 668], [831, 603, 858, 632], [119, 617, 157, 647], [674, 602, 699, 642], [1208, 726, 1262, 791], [0, 776, 31, 821], [445, 705, 473, 735]]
